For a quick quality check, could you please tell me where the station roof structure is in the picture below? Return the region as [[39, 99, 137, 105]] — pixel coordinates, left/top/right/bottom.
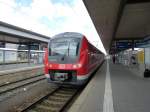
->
[[0, 21, 50, 44], [83, 0, 150, 53]]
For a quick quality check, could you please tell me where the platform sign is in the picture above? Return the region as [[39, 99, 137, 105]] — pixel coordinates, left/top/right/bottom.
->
[[116, 42, 132, 49], [135, 43, 150, 48], [18, 44, 39, 50], [144, 36, 150, 43], [135, 43, 144, 47], [135, 37, 150, 48], [18, 45, 28, 50], [30, 45, 39, 50], [135, 40, 145, 48]]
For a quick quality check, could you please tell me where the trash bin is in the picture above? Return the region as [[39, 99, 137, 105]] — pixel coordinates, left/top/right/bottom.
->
[[144, 69, 150, 78]]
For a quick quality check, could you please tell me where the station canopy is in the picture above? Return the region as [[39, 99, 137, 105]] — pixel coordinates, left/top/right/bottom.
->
[[0, 21, 50, 45], [83, 0, 150, 53]]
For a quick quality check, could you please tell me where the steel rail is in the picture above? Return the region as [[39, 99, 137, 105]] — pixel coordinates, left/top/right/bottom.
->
[[0, 74, 43, 87], [19, 86, 79, 112], [0, 76, 46, 95]]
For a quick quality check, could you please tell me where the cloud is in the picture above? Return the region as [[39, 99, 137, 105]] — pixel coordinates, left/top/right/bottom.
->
[[0, 0, 106, 54]]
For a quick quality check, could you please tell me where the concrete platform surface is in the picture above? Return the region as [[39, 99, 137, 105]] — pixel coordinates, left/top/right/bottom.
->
[[0, 63, 42, 71], [0, 63, 43, 75], [68, 62, 106, 112], [68, 60, 150, 112], [110, 62, 150, 112]]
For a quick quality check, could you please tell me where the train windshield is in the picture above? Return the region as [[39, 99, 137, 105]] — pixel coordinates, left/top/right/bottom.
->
[[49, 38, 80, 57]]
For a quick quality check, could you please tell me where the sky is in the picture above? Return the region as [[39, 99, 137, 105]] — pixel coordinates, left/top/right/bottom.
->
[[0, 0, 106, 54]]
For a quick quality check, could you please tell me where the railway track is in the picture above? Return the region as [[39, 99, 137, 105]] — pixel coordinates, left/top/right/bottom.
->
[[0, 74, 43, 87], [18, 86, 79, 112], [0, 75, 46, 97]]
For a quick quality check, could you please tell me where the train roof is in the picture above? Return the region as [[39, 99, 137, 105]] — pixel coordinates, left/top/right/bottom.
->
[[52, 32, 84, 39], [51, 32, 103, 54]]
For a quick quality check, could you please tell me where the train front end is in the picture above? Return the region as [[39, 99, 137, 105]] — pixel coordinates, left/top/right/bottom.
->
[[44, 33, 89, 85]]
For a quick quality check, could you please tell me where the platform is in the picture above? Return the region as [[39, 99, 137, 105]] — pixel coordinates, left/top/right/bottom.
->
[[0, 63, 43, 75], [69, 60, 150, 112]]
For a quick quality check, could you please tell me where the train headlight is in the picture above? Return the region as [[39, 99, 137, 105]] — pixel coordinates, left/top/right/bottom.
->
[[49, 64, 52, 68], [73, 64, 77, 68], [78, 63, 82, 68], [73, 63, 82, 68]]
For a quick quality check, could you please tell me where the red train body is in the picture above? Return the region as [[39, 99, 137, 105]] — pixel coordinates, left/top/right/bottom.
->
[[44, 32, 104, 85]]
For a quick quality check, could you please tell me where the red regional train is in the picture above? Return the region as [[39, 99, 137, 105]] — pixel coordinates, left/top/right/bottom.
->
[[44, 32, 104, 85]]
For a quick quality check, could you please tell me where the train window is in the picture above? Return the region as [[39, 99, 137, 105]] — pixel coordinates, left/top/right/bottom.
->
[[50, 41, 69, 56], [49, 38, 80, 57], [69, 42, 79, 56]]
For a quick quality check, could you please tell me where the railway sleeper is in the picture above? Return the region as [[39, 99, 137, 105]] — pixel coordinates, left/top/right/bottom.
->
[[60, 88, 76, 91], [53, 93, 72, 97], [41, 102, 62, 108], [28, 110, 37, 112], [57, 90, 75, 95], [43, 99, 64, 106], [34, 104, 59, 112], [0, 77, 45, 94], [48, 96, 69, 102]]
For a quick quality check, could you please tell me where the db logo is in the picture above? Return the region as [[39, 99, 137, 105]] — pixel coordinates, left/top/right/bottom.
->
[[59, 64, 65, 69]]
